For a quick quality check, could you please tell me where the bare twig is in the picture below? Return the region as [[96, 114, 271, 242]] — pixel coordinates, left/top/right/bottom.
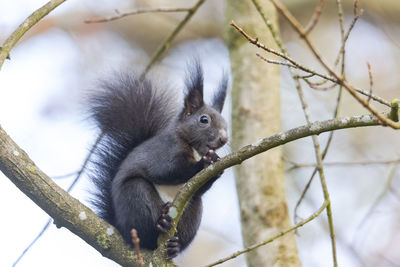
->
[[85, 7, 191, 23], [334, 8, 363, 67], [250, 0, 286, 53], [256, 54, 296, 68], [367, 62, 373, 103], [303, 78, 337, 91], [304, 0, 327, 34], [51, 171, 79, 179], [12, 220, 52, 267], [0, 0, 66, 71], [353, 0, 360, 17], [336, 0, 345, 46], [204, 200, 329, 267], [354, 87, 391, 107], [131, 229, 144, 267], [145, 0, 207, 72], [352, 163, 399, 246], [85, 1, 206, 73], [287, 159, 400, 170]]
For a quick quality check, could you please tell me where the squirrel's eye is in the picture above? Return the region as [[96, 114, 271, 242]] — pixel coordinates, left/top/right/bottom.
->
[[200, 115, 209, 124]]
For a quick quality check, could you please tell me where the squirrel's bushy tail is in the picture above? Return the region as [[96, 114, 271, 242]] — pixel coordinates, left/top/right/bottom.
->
[[88, 73, 175, 223]]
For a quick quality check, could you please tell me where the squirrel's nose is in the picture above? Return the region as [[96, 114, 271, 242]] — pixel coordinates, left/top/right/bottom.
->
[[218, 129, 228, 146]]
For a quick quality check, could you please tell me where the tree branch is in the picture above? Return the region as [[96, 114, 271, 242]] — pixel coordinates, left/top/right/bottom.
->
[[144, 0, 207, 72], [0, 0, 66, 71], [0, 125, 147, 267], [85, 7, 191, 24], [12, 132, 105, 266]]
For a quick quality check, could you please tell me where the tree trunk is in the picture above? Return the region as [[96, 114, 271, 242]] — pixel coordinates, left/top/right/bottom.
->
[[225, 1, 301, 266]]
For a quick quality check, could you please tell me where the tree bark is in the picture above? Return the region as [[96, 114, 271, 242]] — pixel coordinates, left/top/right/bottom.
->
[[226, 1, 301, 266]]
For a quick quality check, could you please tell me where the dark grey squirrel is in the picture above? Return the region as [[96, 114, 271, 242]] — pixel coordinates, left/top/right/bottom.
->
[[88, 61, 228, 259]]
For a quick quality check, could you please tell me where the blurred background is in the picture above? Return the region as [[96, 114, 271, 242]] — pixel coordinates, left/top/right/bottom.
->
[[0, 0, 399, 266]]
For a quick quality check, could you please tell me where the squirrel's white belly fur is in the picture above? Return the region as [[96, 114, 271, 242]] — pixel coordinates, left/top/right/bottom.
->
[[155, 184, 184, 202], [155, 147, 202, 202]]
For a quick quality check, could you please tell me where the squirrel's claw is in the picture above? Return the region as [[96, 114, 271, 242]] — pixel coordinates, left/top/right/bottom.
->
[[166, 236, 181, 259], [156, 202, 173, 233]]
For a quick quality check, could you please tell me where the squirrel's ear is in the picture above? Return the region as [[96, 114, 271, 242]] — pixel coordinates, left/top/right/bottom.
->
[[212, 72, 228, 113], [184, 61, 204, 114]]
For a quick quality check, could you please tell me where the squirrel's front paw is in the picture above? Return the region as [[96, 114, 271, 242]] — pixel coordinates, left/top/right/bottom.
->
[[202, 150, 220, 167], [166, 236, 181, 259], [156, 202, 173, 233]]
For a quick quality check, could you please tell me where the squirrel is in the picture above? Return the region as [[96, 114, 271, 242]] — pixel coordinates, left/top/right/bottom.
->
[[88, 61, 228, 259]]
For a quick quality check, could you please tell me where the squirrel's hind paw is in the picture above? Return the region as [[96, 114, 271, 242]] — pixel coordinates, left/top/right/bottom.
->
[[166, 236, 181, 259], [156, 202, 173, 233]]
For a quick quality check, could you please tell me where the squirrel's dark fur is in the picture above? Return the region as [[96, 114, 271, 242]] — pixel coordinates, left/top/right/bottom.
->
[[89, 62, 228, 258]]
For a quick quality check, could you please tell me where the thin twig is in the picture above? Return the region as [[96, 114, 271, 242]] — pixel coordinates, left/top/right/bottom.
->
[[367, 62, 373, 103], [256, 54, 296, 68], [85, 7, 191, 23], [352, 163, 399, 246], [12, 220, 52, 267], [131, 229, 144, 267], [304, 0, 327, 34], [250, 0, 287, 53], [287, 159, 400, 170], [354, 87, 390, 107], [203, 200, 329, 267], [296, 73, 315, 79], [51, 171, 79, 179], [303, 78, 337, 91], [144, 0, 207, 73], [334, 10, 363, 67], [0, 0, 66, 71]]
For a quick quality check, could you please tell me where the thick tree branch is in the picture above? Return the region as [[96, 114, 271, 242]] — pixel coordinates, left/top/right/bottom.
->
[[12, 133, 105, 266], [0, 125, 148, 267], [0, 0, 66, 71]]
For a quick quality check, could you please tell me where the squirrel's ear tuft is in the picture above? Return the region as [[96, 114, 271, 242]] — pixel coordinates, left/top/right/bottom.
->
[[184, 60, 204, 114], [212, 71, 228, 113]]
